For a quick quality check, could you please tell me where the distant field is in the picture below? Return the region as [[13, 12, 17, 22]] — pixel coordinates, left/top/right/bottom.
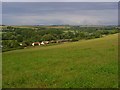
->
[[45, 26, 70, 29], [13, 26, 70, 29], [2, 34, 118, 88]]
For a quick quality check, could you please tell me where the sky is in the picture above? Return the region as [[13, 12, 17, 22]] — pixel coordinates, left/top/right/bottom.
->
[[2, 2, 118, 25], [1, 0, 120, 2]]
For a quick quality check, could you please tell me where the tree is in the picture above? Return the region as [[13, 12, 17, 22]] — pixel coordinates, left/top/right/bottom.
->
[[41, 34, 56, 41], [7, 26, 14, 30], [2, 40, 19, 48], [33, 35, 42, 42], [16, 35, 23, 42]]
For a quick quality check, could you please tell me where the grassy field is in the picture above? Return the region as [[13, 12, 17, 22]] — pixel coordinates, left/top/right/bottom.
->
[[2, 34, 118, 88]]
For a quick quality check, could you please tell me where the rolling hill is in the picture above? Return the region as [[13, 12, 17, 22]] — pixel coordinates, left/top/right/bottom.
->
[[2, 34, 118, 88]]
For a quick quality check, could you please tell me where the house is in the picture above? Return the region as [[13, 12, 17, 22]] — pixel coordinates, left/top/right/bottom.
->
[[32, 42, 41, 46], [102, 35, 106, 37], [56, 40, 63, 43], [44, 41, 49, 44], [41, 41, 45, 45], [0, 45, 3, 48], [50, 40, 56, 43], [19, 43, 23, 46], [41, 41, 49, 45], [56, 39, 72, 43]]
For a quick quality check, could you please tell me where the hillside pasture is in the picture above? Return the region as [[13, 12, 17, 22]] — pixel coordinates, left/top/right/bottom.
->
[[2, 34, 118, 88]]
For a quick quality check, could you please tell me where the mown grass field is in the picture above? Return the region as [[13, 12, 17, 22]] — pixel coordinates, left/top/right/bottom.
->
[[2, 34, 118, 88]]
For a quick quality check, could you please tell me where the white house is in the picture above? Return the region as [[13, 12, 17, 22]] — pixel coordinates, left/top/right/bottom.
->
[[41, 42, 45, 45], [41, 41, 49, 45], [19, 43, 23, 46], [32, 42, 41, 46]]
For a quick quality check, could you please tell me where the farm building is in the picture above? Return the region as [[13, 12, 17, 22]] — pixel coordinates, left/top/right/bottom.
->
[[19, 43, 23, 46], [41, 41, 49, 45], [32, 42, 41, 46], [50, 40, 56, 43], [56, 39, 72, 43]]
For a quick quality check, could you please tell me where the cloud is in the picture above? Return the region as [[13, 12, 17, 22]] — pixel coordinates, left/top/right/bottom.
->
[[2, 0, 120, 2], [2, 2, 118, 25]]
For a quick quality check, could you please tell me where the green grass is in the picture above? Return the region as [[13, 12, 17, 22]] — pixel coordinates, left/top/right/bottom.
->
[[2, 34, 118, 88]]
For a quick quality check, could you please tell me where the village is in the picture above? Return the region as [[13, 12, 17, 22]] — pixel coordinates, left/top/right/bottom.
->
[[20, 39, 73, 47]]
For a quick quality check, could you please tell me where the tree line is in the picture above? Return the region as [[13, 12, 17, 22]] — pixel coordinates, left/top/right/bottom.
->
[[2, 25, 118, 52]]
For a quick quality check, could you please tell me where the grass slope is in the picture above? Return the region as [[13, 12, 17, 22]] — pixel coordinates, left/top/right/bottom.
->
[[3, 34, 118, 88]]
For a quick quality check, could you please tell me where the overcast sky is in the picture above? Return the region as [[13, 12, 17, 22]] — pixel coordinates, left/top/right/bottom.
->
[[2, 2, 118, 25], [1, 0, 120, 2]]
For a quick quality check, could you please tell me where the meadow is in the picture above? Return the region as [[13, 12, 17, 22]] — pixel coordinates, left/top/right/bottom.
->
[[2, 34, 118, 88]]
